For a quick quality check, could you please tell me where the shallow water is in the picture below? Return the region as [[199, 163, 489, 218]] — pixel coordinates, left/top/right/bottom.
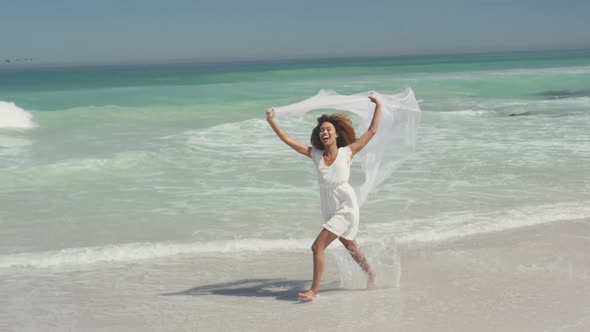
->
[[1, 50, 589, 269]]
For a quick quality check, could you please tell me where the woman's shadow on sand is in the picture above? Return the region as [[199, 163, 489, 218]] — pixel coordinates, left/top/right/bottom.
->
[[161, 278, 343, 302]]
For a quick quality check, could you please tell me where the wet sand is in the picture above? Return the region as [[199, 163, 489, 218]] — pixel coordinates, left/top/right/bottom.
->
[[2, 219, 589, 331]]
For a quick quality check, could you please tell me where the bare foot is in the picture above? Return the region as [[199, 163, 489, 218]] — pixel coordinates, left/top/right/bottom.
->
[[367, 272, 377, 289], [297, 290, 317, 301]]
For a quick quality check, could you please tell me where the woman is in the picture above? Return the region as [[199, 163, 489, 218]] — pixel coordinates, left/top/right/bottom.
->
[[266, 93, 381, 301]]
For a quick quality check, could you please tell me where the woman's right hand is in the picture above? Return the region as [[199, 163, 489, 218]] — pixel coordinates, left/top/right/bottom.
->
[[266, 107, 276, 120], [368, 92, 381, 105]]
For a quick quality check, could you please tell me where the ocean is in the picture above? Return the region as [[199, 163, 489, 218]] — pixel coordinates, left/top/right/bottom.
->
[[1, 49, 590, 330]]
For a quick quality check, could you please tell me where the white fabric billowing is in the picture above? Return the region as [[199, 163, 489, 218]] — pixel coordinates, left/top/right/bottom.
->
[[275, 88, 422, 206]]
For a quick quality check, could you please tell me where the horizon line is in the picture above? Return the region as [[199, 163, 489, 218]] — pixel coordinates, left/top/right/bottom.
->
[[1, 47, 589, 71]]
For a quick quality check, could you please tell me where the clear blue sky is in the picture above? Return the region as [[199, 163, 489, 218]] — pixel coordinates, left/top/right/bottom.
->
[[1, 0, 589, 65]]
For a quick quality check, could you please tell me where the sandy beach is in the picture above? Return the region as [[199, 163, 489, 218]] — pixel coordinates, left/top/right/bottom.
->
[[2, 219, 589, 332]]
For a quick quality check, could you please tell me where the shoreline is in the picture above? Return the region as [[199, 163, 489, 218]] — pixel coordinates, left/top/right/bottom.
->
[[1, 219, 589, 331]]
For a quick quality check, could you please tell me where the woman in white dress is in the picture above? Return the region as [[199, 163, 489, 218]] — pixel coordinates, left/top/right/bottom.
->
[[266, 93, 382, 301]]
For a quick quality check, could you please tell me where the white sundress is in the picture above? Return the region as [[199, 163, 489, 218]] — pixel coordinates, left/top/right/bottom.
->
[[311, 145, 359, 240]]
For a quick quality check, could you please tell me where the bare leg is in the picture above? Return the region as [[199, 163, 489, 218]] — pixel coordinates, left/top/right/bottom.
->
[[339, 238, 376, 288], [298, 228, 338, 300]]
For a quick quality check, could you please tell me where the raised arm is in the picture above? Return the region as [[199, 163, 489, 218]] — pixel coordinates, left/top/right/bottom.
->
[[350, 92, 382, 156], [266, 108, 312, 158]]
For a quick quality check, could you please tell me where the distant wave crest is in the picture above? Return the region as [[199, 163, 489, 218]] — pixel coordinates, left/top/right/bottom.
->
[[0, 101, 36, 129], [440, 109, 497, 116]]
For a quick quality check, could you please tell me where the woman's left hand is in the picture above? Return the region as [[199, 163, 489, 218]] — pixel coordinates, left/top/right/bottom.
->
[[266, 107, 276, 119]]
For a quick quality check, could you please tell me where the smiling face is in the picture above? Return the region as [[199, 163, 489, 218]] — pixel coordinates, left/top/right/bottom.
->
[[310, 113, 355, 150], [319, 121, 338, 148]]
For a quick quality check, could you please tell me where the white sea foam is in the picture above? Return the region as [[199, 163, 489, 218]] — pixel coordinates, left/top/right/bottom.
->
[[2, 151, 176, 184], [367, 201, 590, 245], [3, 202, 588, 270], [48, 151, 169, 172], [0, 135, 33, 156], [0, 101, 36, 129], [437, 109, 497, 116], [0, 238, 312, 269]]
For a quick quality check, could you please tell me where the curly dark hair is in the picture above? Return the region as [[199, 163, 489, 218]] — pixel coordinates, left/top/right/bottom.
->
[[310, 113, 356, 150]]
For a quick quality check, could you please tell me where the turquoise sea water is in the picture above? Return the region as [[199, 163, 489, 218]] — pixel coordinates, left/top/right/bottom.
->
[[1, 49, 589, 268]]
